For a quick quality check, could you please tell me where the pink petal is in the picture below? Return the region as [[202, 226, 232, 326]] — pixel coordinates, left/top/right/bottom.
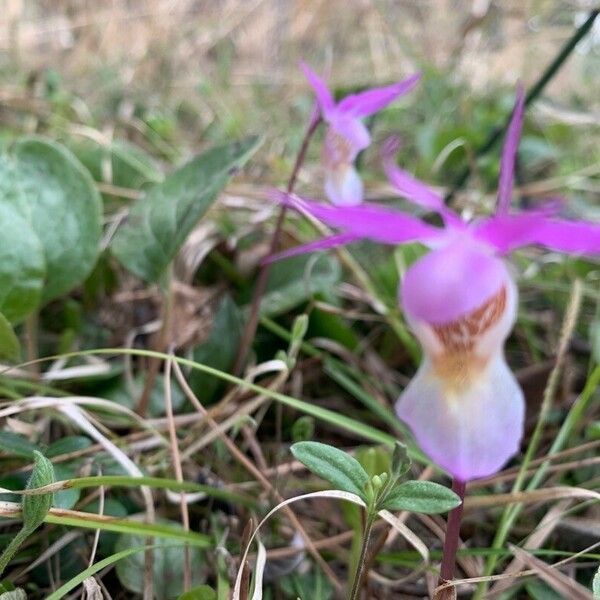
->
[[474, 213, 600, 256], [337, 73, 421, 117], [263, 233, 360, 264], [401, 241, 511, 324], [324, 165, 364, 206], [300, 61, 335, 116], [382, 136, 463, 227], [274, 192, 444, 246], [496, 83, 525, 215], [328, 116, 371, 154], [396, 353, 524, 481]]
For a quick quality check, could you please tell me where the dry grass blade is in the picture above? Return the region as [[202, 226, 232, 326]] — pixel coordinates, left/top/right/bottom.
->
[[508, 544, 594, 600], [465, 486, 600, 508], [377, 510, 429, 563], [81, 577, 103, 599], [164, 353, 191, 591], [487, 500, 572, 597], [231, 489, 429, 600]]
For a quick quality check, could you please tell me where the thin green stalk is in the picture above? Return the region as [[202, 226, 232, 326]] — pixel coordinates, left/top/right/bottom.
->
[[0, 528, 31, 576], [349, 512, 376, 600]]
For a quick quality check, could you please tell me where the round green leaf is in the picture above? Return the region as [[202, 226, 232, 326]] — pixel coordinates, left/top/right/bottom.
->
[[380, 480, 461, 514], [291, 441, 369, 499], [0, 202, 45, 322], [12, 136, 102, 302]]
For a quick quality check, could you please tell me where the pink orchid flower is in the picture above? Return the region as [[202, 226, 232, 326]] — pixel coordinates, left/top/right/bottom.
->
[[274, 86, 600, 481], [301, 62, 421, 207]]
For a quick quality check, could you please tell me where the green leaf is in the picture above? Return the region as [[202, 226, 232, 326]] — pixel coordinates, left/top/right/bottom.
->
[[45, 436, 92, 458], [280, 571, 333, 600], [71, 138, 162, 190], [177, 586, 217, 600], [0, 452, 54, 578], [291, 442, 369, 499], [391, 441, 411, 480], [12, 137, 103, 302], [0, 154, 29, 218], [586, 421, 600, 441], [115, 521, 207, 599], [291, 416, 315, 443], [593, 564, 600, 598], [526, 579, 567, 600], [190, 295, 243, 402], [0, 201, 45, 323], [22, 451, 54, 532], [111, 137, 261, 282], [356, 446, 391, 479], [0, 432, 41, 459], [0, 313, 20, 362], [52, 464, 80, 510], [260, 254, 341, 317], [380, 480, 460, 514]]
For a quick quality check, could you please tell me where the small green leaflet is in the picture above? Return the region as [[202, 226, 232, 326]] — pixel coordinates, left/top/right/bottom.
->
[[177, 586, 217, 600], [22, 451, 55, 532], [593, 564, 600, 598], [111, 136, 261, 282], [380, 480, 460, 514], [291, 441, 369, 500]]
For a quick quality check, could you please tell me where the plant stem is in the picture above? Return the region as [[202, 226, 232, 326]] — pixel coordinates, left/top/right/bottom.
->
[[446, 9, 599, 201], [0, 527, 31, 577], [233, 114, 321, 375], [349, 512, 376, 600], [438, 479, 466, 586]]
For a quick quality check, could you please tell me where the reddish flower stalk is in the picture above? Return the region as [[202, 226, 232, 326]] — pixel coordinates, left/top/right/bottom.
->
[[438, 479, 466, 592]]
